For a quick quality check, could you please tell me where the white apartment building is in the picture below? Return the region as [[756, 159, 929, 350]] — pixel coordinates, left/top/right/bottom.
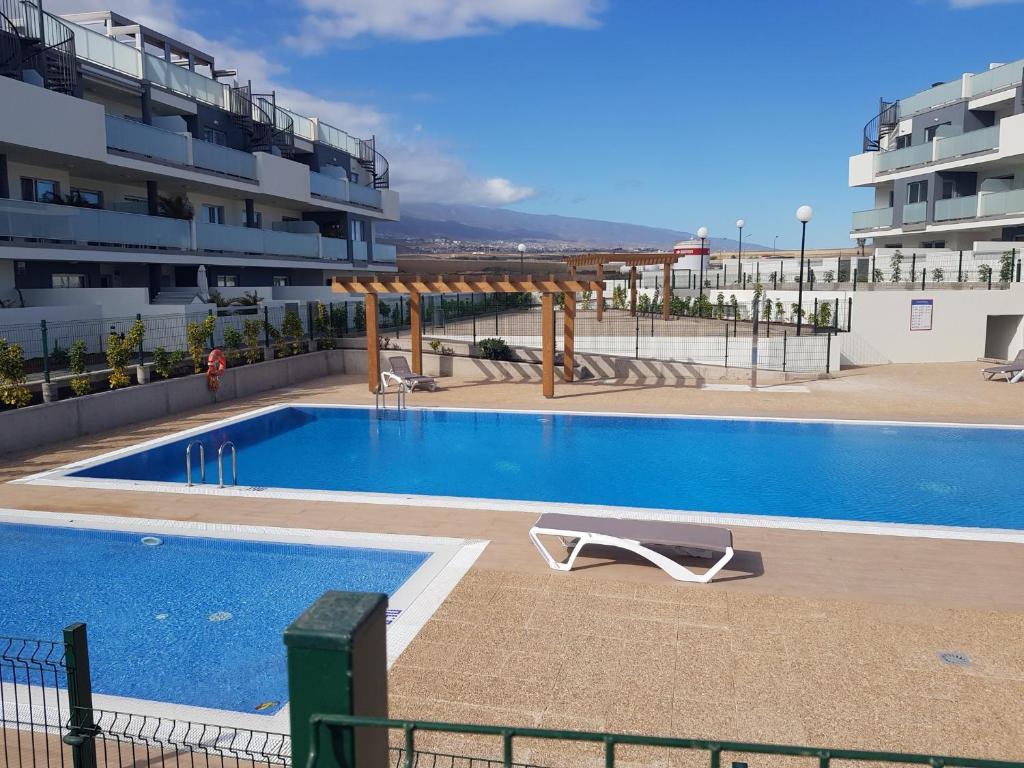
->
[[0, 6, 398, 314], [849, 58, 1024, 252]]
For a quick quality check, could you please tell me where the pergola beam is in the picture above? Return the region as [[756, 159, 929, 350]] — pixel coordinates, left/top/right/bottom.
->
[[332, 275, 603, 295], [564, 252, 679, 268]]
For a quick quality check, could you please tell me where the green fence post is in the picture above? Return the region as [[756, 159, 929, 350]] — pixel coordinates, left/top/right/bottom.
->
[[307, 302, 316, 349], [136, 313, 144, 365], [263, 305, 271, 347], [40, 319, 50, 384], [62, 623, 96, 768], [207, 308, 215, 349], [285, 591, 389, 768]]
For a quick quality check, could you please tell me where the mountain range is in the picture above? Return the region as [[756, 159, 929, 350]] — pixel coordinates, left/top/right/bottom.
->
[[377, 203, 769, 251]]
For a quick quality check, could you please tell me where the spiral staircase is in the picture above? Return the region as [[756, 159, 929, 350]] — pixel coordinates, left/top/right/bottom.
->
[[0, 0, 77, 95]]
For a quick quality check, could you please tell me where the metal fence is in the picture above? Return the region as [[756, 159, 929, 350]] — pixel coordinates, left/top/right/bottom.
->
[[425, 299, 838, 374], [1, 636, 70, 768]]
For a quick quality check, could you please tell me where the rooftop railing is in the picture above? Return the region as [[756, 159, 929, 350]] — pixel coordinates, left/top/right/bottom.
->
[[967, 58, 1024, 98], [898, 78, 963, 117]]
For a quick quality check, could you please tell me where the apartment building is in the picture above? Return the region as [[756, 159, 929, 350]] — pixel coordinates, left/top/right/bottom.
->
[[850, 58, 1024, 251], [0, 5, 398, 312]]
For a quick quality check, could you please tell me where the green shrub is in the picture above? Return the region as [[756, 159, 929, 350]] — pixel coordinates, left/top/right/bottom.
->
[[50, 343, 70, 369], [818, 302, 833, 327], [106, 319, 144, 389], [0, 339, 32, 407], [978, 264, 993, 283], [611, 285, 627, 310], [69, 339, 91, 396], [223, 325, 243, 365], [281, 310, 305, 355], [242, 319, 262, 364], [354, 302, 366, 332], [152, 346, 183, 379], [999, 251, 1015, 283], [186, 315, 216, 373], [477, 337, 514, 361]]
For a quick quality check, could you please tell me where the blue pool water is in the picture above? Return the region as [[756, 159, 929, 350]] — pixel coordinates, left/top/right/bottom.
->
[[0, 523, 427, 713], [70, 406, 1022, 530]]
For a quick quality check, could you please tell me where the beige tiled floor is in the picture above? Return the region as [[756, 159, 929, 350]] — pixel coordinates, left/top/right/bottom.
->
[[2, 361, 1022, 764]]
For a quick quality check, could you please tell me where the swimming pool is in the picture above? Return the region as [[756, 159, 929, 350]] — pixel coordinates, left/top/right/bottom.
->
[[36, 405, 1024, 534], [0, 512, 479, 718]]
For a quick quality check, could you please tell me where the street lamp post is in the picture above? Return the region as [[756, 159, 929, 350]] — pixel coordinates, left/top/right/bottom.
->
[[696, 226, 708, 302], [773, 235, 779, 255], [517, 243, 526, 271], [735, 219, 744, 288], [795, 205, 813, 337]]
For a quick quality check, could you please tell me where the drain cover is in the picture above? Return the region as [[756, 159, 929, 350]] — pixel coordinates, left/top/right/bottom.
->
[[938, 651, 971, 666]]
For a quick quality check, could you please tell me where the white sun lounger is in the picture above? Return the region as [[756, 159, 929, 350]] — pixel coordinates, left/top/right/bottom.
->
[[529, 513, 735, 584]]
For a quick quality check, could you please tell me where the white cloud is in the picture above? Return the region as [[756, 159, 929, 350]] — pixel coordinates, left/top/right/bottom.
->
[[950, 0, 1024, 7], [286, 0, 604, 49], [47, 0, 536, 206]]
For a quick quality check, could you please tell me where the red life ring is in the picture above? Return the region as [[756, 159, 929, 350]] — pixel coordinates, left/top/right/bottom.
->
[[207, 348, 227, 391]]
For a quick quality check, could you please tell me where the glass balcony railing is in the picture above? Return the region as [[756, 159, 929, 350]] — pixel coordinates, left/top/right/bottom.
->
[[0, 199, 190, 249], [933, 125, 999, 161], [876, 142, 933, 172], [321, 237, 348, 261], [279, 108, 317, 142], [902, 201, 927, 224], [192, 140, 258, 180], [979, 188, 1024, 217], [317, 122, 362, 156], [934, 196, 978, 221], [143, 55, 230, 109], [352, 240, 368, 261], [64, 18, 141, 76], [309, 172, 349, 202], [967, 58, 1024, 98], [373, 243, 397, 263], [899, 79, 963, 117], [349, 184, 382, 208], [851, 207, 893, 230], [105, 114, 190, 165], [196, 222, 319, 259]]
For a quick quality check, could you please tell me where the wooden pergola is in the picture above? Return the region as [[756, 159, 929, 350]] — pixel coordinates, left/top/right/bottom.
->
[[563, 252, 680, 321], [332, 274, 604, 398]]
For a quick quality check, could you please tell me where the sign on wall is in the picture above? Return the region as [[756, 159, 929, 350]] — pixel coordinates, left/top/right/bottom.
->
[[910, 298, 934, 331]]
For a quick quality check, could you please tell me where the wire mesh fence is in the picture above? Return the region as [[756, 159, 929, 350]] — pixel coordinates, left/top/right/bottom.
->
[[0, 636, 70, 768]]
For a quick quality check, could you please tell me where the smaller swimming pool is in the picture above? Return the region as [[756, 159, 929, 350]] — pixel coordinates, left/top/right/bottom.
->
[[0, 511, 481, 719]]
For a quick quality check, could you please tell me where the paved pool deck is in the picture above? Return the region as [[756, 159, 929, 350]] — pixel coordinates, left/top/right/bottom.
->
[[1, 361, 1022, 765]]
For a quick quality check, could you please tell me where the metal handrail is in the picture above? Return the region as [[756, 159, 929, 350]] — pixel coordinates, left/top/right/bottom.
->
[[375, 372, 407, 411], [217, 441, 236, 488], [185, 441, 205, 486], [307, 714, 1024, 768], [862, 98, 899, 152]]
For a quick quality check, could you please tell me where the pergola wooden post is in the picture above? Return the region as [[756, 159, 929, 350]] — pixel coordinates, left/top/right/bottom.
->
[[542, 292, 555, 398], [332, 273, 602, 398], [409, 292, 422, 373], [365, 293, 380, 391], [662, 261, 671, 320]]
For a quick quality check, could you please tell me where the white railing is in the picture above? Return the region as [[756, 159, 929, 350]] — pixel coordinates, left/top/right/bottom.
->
[[373, 243, 397, 262], [279, 108, 316, 142], [876, 142, 933, 172], [192, 139, 258, 180], [979, 188, 1024, 218], [317, 122, 363, 156], [105, 114, 190, 165], [64, 18, 141, 76], [902, 201, 927, 224], [0, 199, 190, 248], [309, 171, 349, 202], [967, 59, 1024, 98], [934, 196, 978, 221], [899, 79, 963, 117], [349, 184, 382, 208], [196, 222, 319, 259], [143, 55, 230, 109], [933, 125, 999, 162], [851, 207, 893, 230]]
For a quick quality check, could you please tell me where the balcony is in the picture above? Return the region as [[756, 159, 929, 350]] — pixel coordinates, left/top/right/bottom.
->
[[934, 196, 978, 221], [321, 237, 348, 261], [876, 142, 933, 172], [105, 114, 190, 165], [933, 125, 999, 162], [309, 171, 349, 203], [902, 201, 927, 225], [352, 241, 368, 261], [852, 207, 894, 231], [899, 79, 963, 118], [373, 243, 397, 263], [967, 58, 1024, 98], [979, 188, 1024, 218], [196, 222, 320, 260], [349, 184, 382, 208], [0, 199, 190, 249], [192, 139, 258, 180]]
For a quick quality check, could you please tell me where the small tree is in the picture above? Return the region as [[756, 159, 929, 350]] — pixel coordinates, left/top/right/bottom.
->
[[931, 267, 945, 283], [106, 319, 145, 389], [186, 315, 216, 373], [978, 263, 993, 284], [354, 302, 366, 332], [152, 346, 184, 379], [281, 310, 305, 355], [775, 299, 785, 321], [223, 325, 243, 365], [872, 267, 884, 282], [890, 250, 903, 283], [0, 339, 32, 407], [998, 251, 1015, 283], [762, 298, 773, 321], [611, 285, 627, 310], [729, 294, 739, 318], [580, 290, 593, 310], [637, 293, 651, 313], [790, 303, 805, 323], [242, 318, 262, 364], [695, 294, 713, 318], [315, 303, 336, 350], [714, 293, 725, 319], [818, 301, 833, 327], [69, 339, 91, 396], [823, 269, 835, 283]]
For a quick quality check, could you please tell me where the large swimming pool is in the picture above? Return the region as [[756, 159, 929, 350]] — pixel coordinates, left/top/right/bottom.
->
[[55, 405, 1022, 531], [0, 520, 431, 715]]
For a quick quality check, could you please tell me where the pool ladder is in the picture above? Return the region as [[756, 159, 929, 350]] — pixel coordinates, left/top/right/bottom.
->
[[375, 372, 407, 412], [184, 440, 237, 487]]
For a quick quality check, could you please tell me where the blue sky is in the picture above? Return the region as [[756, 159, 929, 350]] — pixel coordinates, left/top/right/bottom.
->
[[57, 0, 1024, 247]]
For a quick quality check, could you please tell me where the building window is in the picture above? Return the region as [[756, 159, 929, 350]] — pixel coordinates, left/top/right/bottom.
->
[[924, 122, 951, 142], [895, 135, 911, 150], [272, 275, 290, 287], [21, 177, 60, 203], [921, 240, 946, 249], [70, 188, 103, 207], [202, 204, 226, 224], [216, 275, 238, 287], [907, 180, 928, 205], [350, 219, 366, 242], [202, 127, 227, 146], [52, 273, 86, 288]]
